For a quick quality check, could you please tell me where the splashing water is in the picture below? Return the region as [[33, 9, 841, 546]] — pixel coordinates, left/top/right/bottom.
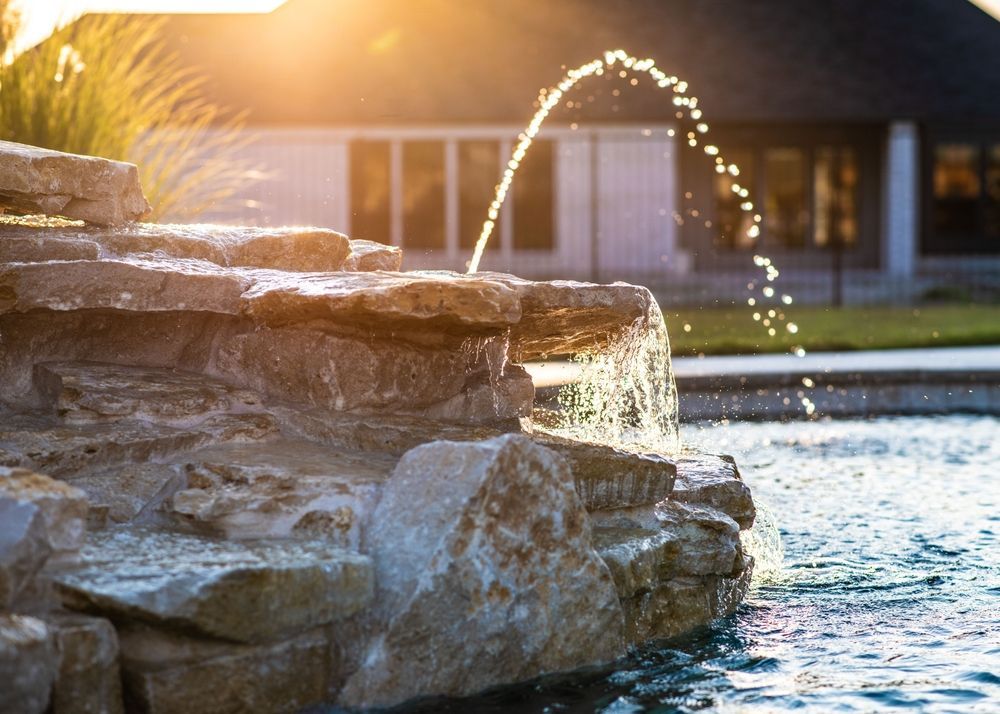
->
[[544, 300, 680, 454], [465, 48, 802, 354], [741, 499, 785, 584]]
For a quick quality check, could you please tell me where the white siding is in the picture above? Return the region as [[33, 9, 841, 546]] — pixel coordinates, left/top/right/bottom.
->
[[194, 125, 683, 281], [200, 129, 349, 230], [596, 128, 681, 280]]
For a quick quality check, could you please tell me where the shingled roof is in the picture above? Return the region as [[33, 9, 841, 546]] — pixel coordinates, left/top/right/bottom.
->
[[121, 0, 1000, 126]]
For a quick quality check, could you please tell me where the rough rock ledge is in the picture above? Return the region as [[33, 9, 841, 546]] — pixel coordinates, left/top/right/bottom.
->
[[0, 145, 755, 713]]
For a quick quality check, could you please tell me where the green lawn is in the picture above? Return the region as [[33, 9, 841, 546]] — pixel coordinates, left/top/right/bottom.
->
[[662, 304, 1000, 356]]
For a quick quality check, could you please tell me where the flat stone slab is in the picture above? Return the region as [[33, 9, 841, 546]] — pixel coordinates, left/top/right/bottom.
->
[[0, 257, 249, 316], [535, 433, 676, 511], [0, 414, 278, 479], [0, 215, 349, 272], [50, 529, 373, 643], [479, 273, 655, 359], [673, 453, 756, 529], [592, 500, 742, 599], [117, 624, 330, 714], [35, 361, 266, 426], [241, 270, 522, 332], [0, 141, 150, 225], [168, 441, 396, 547]]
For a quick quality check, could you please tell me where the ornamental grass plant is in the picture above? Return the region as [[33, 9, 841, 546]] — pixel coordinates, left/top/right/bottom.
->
[[0, 3, 254, 221]]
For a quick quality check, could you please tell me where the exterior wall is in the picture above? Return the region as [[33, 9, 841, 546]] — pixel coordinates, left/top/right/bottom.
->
[[200, 129, 350, 230], [882, 121, 919, 277], [194, 125, 681, 281]]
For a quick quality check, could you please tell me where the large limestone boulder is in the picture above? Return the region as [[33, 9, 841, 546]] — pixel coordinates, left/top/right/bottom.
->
[[0, 614, 57, 714], [50, 529, 374, 644], [339, 434, 626, 708], [0, 141, 150, 225]]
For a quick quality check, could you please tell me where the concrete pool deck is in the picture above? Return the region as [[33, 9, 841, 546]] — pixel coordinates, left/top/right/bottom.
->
[[526, 345, 1000, 420]]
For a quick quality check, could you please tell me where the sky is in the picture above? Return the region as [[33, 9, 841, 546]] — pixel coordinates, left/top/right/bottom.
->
[[10, 0, 1000, 56]]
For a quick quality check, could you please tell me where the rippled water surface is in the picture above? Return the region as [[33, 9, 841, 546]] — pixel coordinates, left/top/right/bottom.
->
[[397, 415, 1000, 713]]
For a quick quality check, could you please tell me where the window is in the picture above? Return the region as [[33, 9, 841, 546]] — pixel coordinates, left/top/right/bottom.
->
[[927, 139, 1000, 253], [714, 149, 755, 250], [349, 140, 391, 243], [710, 142, 861, 252], [512, 139, 555, 251], [814, 147, 859, 248], [933, 143, 981, 237], [347, 134, 557, 256], [459, 140, 500, 251], [986, 145, 1000, 239], [402, 141, 446, 250], [763, 148, 808, 248]]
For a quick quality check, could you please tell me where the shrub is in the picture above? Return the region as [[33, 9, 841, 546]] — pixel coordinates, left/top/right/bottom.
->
[[0, 5, 254, 221]]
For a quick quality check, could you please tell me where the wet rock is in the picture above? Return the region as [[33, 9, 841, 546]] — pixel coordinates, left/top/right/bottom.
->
[[240, 270, 521, 333], [0, 466, 88, 552], [420, 363, 535, 423], [0, 141, 150, 225], [341, 239, 402, 272], [592, 499, 752, 645], [0, 614, 57, 714], [51, 529, 373, 643], [339, 434, 625, 708], [0, 257, 248, 316], [622, 564, 754, 643], [117, 624, 331, 714], [534, 433, 676, 511], [479, 273, 654, 359], [674, 453, 756, 529], [168, 441, 395, 547], [0, 498, 51, 609], [592, 500, 743, 583], [45, 613, 123, 714], [34, 361, 266, 426]]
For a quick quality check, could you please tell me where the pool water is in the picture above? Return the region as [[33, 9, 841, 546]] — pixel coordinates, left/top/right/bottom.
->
[[394, 415, 1000, 713]]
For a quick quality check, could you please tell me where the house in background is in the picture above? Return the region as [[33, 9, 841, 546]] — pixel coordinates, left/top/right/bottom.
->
[[102, 0, 1000, 303]]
